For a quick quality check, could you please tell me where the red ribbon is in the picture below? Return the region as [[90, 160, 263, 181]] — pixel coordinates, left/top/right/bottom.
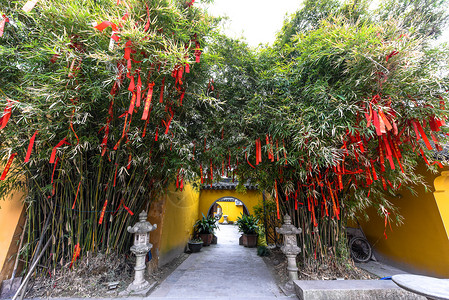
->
[[386, 51, 399, 62], [94, 21, 118, 32], [99, 199, 108, 225], [123, 202, 134, 215], [24, 131, 38, 163], [50, 138, 70, 164], [275, 180, 280, 220], [0, 100, 12, 130], [159, 77, 165, 103], [0, 14, 9, 37], [415, 121, 432, 150], [136, 72, 142, 107], [126, 154, 132, 170], [195, 41, 201, 63], [0, 153, 17, 180], [72, 180, 81, 209], [144, 4, 150, 31], [142, 82, 155, 120], [69, 243, 81, 269], [128, 92, 137, 115], [162, 108, 174, 135], [51, 157, 59, 184]]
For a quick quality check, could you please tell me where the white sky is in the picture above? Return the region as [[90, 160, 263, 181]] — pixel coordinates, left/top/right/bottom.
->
[[201, 0, 303, 47], [201, 0, 448, 47]]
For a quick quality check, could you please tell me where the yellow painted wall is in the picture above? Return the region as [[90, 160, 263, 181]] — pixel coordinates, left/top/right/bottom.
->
[[434, 171, 449, 239], [215, 201, 243, 223], [198, 189, 262, 220], [157, 183, 200, 266], [358, 164, 449, 277], [0, 184, 25, 281]]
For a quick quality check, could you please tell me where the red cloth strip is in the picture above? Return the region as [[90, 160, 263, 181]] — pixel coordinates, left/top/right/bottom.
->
[[142, 82, 155, 120], [50, 138, 70, 163], [128, 92, 137, 115], [123, 202, 133, 215], [51, 157, 60, 184], [373, 110, 381, 135], [416, 121, 432, 150], [245, 151, 255, 169], [99, 199, 108, 225], [72, 180, 81, 209], [0, 14, 9, 37], [275, 180, 280, 220], [0, 100, 12, 130], [159, 77, 165, 103], [25, 131, 38, 163], [144, 4, 150, 31], [69, 243, 80, 269], [136, 73, 142, 107], [0, 153, 17, 180], [94, 21, 118, 32]]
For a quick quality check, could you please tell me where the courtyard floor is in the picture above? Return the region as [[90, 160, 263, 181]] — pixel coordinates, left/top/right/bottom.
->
[[146, 224, 295, 300]]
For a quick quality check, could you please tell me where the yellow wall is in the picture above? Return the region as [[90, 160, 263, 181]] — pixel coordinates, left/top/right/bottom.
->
[[215, 201, 243, 223], [198, 189, 262, 220], [0, 186, 25, 281], [358, 164, 449, 277], [157, 183, 200, 266], [152, 186, 263, 267]]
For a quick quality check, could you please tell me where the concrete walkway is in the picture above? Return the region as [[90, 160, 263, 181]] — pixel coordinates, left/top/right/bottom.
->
[[146, 225, 295, 300]]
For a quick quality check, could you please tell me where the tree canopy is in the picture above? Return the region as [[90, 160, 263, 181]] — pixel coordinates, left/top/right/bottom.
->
[[1, 0, 448, 269]]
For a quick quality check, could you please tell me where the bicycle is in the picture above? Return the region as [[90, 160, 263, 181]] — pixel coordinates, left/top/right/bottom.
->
[[346, 221, 373, 263]]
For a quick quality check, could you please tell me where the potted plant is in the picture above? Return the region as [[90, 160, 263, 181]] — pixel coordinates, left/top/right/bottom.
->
[[236, 214, 259, 248], [194, 214, 218, 246], [187, 238, 204, 253]]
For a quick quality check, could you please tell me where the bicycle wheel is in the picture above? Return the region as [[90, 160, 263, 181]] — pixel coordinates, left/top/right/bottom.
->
[[349, 236, 372, 263]]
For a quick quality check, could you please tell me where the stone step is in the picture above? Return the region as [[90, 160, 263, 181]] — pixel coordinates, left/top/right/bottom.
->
[[294, 279, 426, 300]]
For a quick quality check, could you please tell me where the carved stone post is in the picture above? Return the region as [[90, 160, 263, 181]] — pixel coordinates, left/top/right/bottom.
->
[[121, 211, 157, 296], [276, 214, 302, 291]]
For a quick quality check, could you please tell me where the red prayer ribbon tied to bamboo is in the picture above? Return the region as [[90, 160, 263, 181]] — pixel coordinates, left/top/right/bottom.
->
[[69, 243, 81, 269], [24, 131, 38, 163], [275, 180, 280, 220], [94, 21, 118, 32], [0, 153, 17, 181], [0, 100, 12, 130], [142, 82, 155, 120], [72, 181, 81, 209], [50, 138, 71, 163], [99, 199, 108, 225], [123, 201, 134, 215], [0, 14, 9, 37], [194, 41, 201, 63]]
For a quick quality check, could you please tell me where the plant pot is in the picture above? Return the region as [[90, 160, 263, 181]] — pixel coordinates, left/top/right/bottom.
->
[[199, 233, 213, 246], [243, 234, 258, 248], [188, 242, 203, 253]]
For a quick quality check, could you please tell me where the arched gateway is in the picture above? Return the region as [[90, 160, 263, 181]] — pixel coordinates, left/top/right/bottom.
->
[[198, 178, 262, 222]]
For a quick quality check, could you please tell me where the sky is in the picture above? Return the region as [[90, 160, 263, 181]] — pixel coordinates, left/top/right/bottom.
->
[[201, 0, 303, 47], [201, 0, 449, 47]]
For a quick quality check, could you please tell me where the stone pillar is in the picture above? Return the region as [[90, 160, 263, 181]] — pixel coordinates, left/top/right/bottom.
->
[[276, 214, 302, 291]]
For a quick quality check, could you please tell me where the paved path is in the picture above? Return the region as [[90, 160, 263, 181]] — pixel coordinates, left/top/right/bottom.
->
[[146, 225, 295, 300]]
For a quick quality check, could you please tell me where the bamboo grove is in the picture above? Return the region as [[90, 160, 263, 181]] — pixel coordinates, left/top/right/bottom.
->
[[1, 0, 449, 274]]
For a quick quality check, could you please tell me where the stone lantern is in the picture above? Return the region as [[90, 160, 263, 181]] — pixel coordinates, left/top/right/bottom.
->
[[276, 214, 302, 291], [122, 210, 157, 296]]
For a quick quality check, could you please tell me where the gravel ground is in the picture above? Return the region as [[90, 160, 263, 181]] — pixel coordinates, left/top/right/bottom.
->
[[263, 247, 376, 287], [25, 252, 189, 298]]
